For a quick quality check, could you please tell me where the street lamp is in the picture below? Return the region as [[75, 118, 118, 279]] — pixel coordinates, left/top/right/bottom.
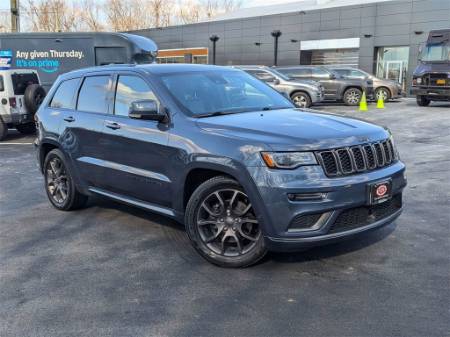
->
[[271, 30, 282, 66], [209, 35, 220, 65]]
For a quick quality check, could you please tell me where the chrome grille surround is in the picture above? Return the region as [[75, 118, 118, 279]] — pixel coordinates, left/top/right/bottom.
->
[[316, 139, 397, 177]]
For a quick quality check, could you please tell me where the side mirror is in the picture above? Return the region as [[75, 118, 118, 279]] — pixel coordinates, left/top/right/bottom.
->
[[129, 100, 166, 122], [329, 73, 337, 80], [273, 78, 281, 85]]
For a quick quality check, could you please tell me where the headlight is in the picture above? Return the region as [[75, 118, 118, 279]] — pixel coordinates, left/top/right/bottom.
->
[[416, 77, 422, 84], [261, 152, 318, 169], [390, 135, 400, 160]]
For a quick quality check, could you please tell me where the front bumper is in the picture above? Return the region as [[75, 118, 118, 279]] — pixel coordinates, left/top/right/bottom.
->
[[410, 86, 450, 100], [247, 161, 406, 252], [311, 89, 324, 104]]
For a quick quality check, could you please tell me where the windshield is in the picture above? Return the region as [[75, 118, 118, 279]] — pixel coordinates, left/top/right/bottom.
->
[[159, 70, 294, 117], [420, 42, 450, 62]]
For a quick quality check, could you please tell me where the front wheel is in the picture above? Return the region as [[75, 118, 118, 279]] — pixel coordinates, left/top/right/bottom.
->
[[44, 149, 88, 211], [343, 88, 362, 106], [416, 95, 431, 106], [185, 176, 267, 268], [291, 92, 312, 108]]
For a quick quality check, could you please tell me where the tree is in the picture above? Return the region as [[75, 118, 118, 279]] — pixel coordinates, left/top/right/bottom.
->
[[0, 12, 12, 33]]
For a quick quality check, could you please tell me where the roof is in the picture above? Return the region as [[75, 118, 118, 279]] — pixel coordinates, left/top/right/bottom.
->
[[59, 64, 237, 79], [211, 0, 396, 21]]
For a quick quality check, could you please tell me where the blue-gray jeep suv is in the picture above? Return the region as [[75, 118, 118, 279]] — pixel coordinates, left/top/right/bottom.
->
[[35, 64, 406, 267]]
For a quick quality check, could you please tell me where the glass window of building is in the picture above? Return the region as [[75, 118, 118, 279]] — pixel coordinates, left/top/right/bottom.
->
[[375, 46, 409, 89]]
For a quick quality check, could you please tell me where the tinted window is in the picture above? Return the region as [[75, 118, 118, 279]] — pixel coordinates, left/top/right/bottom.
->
[[50, 78, 80, 109], [0, 76, 3, 91], [160, 70, 293, 116], [11, 73, 39, 95], [114, 75, 158, 117], [246, 70, 276, 83], [77, 76, 110, 113], [312, 68, 331, 79], [278, 68, 311, 78]]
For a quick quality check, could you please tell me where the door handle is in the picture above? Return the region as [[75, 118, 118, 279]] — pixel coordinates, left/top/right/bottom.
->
[[64, 116, 75, 122], [105, 121, 121, 130]]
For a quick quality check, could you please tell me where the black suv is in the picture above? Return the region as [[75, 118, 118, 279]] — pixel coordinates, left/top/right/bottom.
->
[[36, 64, 406, 267], [276, 66, 374, 105]]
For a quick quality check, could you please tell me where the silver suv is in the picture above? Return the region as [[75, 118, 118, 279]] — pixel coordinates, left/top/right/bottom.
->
[[235, 66, 324, 108]]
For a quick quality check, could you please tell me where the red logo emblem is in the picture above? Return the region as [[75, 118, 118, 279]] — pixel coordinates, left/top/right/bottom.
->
[[376, 184, 388, 197]]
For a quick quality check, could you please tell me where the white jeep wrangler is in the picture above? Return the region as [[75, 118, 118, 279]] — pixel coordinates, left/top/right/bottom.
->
[[0, 69, 46, 141]]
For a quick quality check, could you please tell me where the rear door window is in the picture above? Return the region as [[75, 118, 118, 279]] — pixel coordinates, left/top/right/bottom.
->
[[11, 73, 39, 95], [50, 78, 80, 109], [77, 76, 111, 113], [246, 70, 276, 83]]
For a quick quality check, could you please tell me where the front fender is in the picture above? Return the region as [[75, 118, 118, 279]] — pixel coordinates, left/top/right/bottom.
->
[[173, 156, 273, 236]]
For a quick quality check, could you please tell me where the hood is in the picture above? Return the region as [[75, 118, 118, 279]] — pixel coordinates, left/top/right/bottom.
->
[[196, 109, 389, 151], [414, 62, 450, 76]]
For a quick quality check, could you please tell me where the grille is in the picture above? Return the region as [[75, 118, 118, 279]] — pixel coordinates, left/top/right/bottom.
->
[[289, 213, 322, 230], [422, 73, 450, 87], [328, 194, 402, 234], [316, 139, 396, 177]]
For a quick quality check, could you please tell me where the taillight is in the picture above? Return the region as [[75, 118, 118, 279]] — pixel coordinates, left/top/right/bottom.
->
[[9, 97, 17, 108]]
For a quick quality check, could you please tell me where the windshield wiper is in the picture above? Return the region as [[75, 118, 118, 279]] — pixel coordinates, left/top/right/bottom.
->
[[195, 111, 240, 118], [261, 106, 292, 111]]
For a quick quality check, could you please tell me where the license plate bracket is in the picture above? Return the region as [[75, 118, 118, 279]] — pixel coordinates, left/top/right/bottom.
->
[[368, 179, 392, 205]]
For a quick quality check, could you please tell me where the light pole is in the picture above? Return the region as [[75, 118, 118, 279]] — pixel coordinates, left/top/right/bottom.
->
[[209, 35, 220, 65], [271, 30, 282, 66]]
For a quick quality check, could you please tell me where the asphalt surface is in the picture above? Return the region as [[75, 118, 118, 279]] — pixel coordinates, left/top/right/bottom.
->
[[0, 98, 449, 337]]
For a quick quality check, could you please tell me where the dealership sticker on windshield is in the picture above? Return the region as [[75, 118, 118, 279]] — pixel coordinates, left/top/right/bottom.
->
[[368, 179, 392, 205]]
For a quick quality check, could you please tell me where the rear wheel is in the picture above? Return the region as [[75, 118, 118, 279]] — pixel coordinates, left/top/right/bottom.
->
[[0, 119, 7, 141], [185, 176, 267, 268], [343, 87, 362, 106], [416, 95, 431, 106], [16, 122, 36, 135], [44, 149, 88, 211], [291, 91, 312, 108]]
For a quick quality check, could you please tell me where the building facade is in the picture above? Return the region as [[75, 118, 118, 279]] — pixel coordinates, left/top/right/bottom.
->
[[130, 0, 450, 89]]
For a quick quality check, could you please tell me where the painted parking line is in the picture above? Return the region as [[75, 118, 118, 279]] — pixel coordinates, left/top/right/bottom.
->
[[0, 142, 34, 145]]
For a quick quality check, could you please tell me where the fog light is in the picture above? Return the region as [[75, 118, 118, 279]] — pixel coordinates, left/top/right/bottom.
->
[[288, 193, 327, 201]]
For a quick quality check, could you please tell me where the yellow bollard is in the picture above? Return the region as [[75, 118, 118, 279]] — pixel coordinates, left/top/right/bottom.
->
[[359, 91, 368, 111], [376, 95, 385, 109]]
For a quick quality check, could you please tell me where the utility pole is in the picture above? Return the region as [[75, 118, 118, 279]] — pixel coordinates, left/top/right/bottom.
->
[[10, 0, 20, 32]]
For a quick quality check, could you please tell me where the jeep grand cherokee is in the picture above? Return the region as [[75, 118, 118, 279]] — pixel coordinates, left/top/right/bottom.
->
[[35, 64, 406, 267]]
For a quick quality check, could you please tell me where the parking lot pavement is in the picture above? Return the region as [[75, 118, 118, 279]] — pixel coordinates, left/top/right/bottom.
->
[[0, 98, 449, 337]]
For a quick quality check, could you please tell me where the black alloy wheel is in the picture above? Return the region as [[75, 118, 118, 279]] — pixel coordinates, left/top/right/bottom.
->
[[185, 176, 267, 267], [44, 149, 88, 210]]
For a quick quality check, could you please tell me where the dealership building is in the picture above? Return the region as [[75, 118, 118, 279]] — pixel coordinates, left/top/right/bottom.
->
[[131, 0, 450, 90]]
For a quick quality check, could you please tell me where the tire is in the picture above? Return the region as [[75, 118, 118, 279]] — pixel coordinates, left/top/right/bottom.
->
[[24, 84, 46, 114], [0, 119, 7, 141], [44, 149, 88, 211], [375, 87, 391, 102], [343, 87, 363, 106], [416, 95, 431, 107], [185, 176, 267, 268], [16, 122, 36, 135], [291, 91, 312, 108]]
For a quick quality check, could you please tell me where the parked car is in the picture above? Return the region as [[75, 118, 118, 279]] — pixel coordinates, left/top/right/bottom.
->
[[35, 64, 406, 268], [276, 66, 374, 106], [0, 69, 46, 140], [329, 67, 403, 101], [234, 65, 324, 108]]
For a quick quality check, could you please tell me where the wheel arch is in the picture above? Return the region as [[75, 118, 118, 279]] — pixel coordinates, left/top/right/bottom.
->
[[289, 90, 311, 100], [376, 86, 393, 97], [177, 161, 271, 235], [39, 139, 60, 173]]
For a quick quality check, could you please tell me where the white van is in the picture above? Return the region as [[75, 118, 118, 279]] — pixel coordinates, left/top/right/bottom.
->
[[0, 69, 45, 140]]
